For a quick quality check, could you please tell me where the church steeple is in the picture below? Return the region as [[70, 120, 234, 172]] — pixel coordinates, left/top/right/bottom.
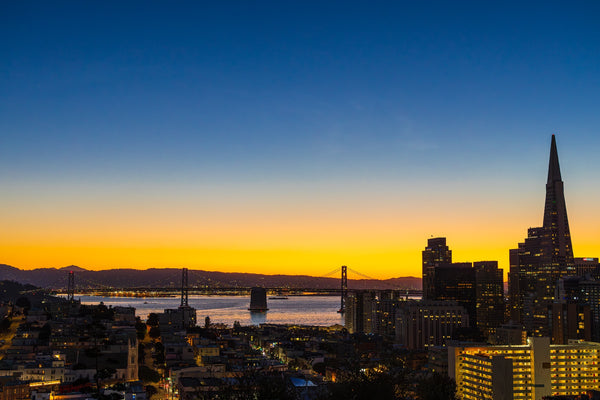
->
[[542, 134, 573, 264]]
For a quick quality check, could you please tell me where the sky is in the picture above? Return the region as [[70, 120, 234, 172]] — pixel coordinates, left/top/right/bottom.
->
[[1, 2, 599, 279]]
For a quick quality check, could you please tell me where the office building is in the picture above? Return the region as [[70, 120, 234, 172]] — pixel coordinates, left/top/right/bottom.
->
[[575, 257, 600, 278], [554, 276, 600, 342], [422, 238, 505, 331], [344, 291, 376, 334], [344, 290, 404, 336], [509, 135, 575, 336], [433, 262, 477, 326], [492, 322, 527, 345], [423, 237, 452, 300], [550, 301, 591, 344], [474, 261, 505, 338], [395, 300, 468, 350]]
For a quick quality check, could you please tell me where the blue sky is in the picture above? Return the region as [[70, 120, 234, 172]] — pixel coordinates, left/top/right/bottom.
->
[[1, 1, 599, 275]]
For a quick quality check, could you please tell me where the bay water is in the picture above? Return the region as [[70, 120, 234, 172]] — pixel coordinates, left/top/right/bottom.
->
[[76, 294, 344, 327]]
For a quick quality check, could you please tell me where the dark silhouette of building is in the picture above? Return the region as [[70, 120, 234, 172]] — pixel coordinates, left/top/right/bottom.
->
[[248, 287, 268, 312], [474, 261, 504, 339], [422, 238, 477, 327], [344, 290, 375, 333], [395, 300, 468, 350], [433, 262, 476, 327], [552, 275, 600, 342], [344, 290, 405, 336], [422, 237, 452, 300], [509, 135, 575, 336], [574, 257, 600, 278]]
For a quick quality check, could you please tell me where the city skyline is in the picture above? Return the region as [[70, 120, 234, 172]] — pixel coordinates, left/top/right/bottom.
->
[[2, 2, 600, 279]]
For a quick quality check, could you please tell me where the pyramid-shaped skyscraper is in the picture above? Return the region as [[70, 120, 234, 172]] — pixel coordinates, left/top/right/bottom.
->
[[543, 135, 574, 266], [509, 135, 574, 336]]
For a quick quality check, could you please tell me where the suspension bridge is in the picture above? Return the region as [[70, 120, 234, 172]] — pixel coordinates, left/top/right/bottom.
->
[[54, 267, 423, 313]]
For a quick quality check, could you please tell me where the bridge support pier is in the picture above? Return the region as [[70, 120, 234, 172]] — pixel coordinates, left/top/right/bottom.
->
[[338, 265, 347, 313]]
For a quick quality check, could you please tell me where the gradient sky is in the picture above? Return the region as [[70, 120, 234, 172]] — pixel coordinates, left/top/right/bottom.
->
[[1, 2, 599, 279]]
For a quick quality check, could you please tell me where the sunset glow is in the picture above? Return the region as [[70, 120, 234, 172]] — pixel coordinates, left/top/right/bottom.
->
[[2, 3, 599, 280]]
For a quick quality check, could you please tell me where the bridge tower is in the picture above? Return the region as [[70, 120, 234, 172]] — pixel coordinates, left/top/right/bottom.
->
[[338, 265, 347, 313], [180, 267, 189, 307], [67, 271, 75, 302]]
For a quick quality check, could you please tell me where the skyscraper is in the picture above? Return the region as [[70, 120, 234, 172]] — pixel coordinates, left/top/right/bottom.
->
[[474, 261, 504, 339], [422, 237, 452, 300], [543, 135, 574, 267], [509, 135, 575, 336]]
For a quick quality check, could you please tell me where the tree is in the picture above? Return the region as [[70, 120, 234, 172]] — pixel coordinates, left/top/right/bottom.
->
[[0, 317, 11, 333], [154, 342, 165, 365], [147, 313, 159, 327], [135, 317, 147, 340], [148, 326, 161, 340], [139, 366, 161, 383], [145, 385, 158, 398], [38, 323, 52, 343], [204, 316, 211, 329], [415, 372, 458, 400], [96, 367, 117, 382], [313, 361, 326, 375], [15, 297, 31, 314]]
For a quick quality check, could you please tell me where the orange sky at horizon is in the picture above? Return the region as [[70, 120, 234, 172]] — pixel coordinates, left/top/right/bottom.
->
[[4, 2, 600, 285], [2, 179, 598, 280]]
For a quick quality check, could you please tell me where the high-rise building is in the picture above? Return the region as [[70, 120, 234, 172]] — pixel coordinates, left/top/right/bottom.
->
[[449, 337, 600, 400], [395, 300, 468, 350], [423, 238, 504, 331], [509, 135, 575, 336], [543, 135, 574, 267], [433, 262, 477, 327], [474, 261, 505, 339], [553, 275, 600, 343], [344, 291, 376, 334], [422, 237, 452, 300], [575, 257, 600, 278], [344, 290, 404, 336]]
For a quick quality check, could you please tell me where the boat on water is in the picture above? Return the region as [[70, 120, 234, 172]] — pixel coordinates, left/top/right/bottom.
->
[[268, 296, 288, 300]]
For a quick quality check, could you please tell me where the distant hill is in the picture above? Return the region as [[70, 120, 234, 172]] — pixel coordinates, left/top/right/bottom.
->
[[58, 265, 88, 272], [0, 264, 421, 291], [0, 280, 39, 302]]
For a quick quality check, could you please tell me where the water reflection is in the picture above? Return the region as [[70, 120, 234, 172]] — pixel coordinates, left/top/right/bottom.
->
[[250, 311, 267, 325], [75, 295, 344, 327]]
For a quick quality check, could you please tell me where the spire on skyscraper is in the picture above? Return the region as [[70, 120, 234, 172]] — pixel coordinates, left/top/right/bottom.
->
[[547, 134, 562, 184], [509, 135, 575, 336], [543, 134, 573, 263]]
